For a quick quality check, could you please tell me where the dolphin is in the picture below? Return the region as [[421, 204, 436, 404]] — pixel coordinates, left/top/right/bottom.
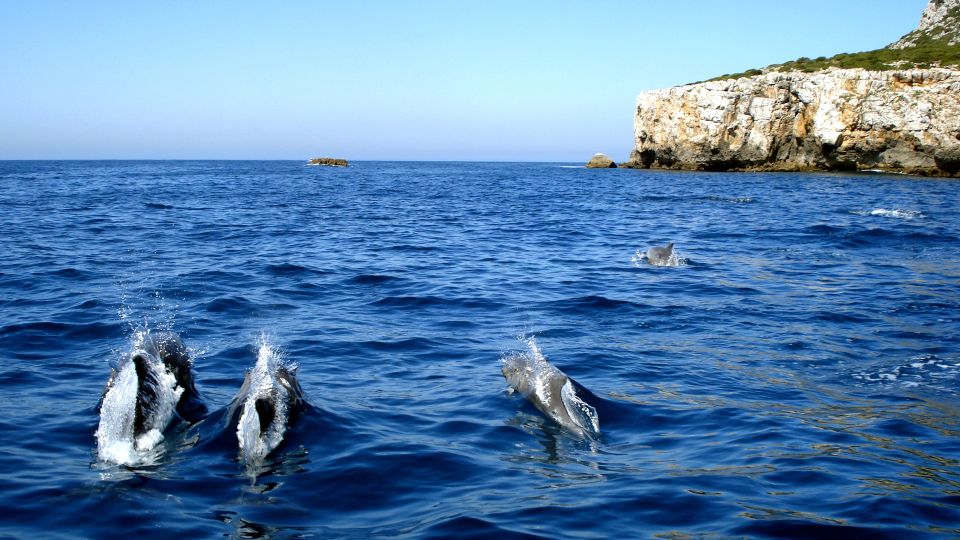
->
[[501, 338, 599, 438], [229, 342, 305, 464], [646, 242, 675, 266], [96, 331, 205, 463]]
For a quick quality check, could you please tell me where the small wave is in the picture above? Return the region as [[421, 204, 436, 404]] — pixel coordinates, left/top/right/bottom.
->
[[804, 224, 843, 236], [558, 165, 584, 169], [814, 310, 873, 324], [373, 295, 449, 308], [421, 516, 525, 539], [265, 263, 328, 277], [145, 202, 174, 210], [546, 295, 643, 313], [72, 299, 103, 310], [636, 194, 686, 202], [852, 354, 960, 394], [48, 267, 90, 279], [347, 274, 401, 285], [0, 320, 119, 341], [178, 269, 254, 291], [203, 296, 256, 313], [846, 228, 953, 247], [705, 195, 756, 204], [301, 446, 479, 512], [372, 295, 503, 310], [734, 519, 914, 540], [853, 208, 924, 219], [360, 337, 440, 352], [387, 244, 440, 253], [682, 282, 761, 297], [854, 227, 898, 239], [805, 224, 954, 247]]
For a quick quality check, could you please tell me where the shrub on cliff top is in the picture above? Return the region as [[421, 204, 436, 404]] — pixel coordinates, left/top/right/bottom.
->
[[700, 40, 960, 83]]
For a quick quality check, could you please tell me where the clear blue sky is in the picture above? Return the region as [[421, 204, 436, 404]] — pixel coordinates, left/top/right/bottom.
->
[[0, 1, 928, 161]]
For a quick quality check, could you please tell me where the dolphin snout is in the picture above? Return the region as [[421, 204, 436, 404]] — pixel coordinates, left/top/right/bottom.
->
[[501, 356, 522, 378]]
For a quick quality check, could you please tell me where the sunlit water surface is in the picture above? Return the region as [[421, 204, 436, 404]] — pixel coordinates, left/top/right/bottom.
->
[[0, 161, 958, 538]]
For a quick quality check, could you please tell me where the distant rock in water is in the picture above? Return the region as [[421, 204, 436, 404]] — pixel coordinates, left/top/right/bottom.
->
[[585, 153, 617, 168], [307, 157, 348, 167]]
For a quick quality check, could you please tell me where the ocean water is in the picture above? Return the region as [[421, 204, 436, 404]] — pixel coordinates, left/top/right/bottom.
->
[[1, 160, 958, 539]]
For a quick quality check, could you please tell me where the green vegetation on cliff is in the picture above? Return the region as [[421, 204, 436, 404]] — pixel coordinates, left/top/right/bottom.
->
[[702, 4, 960, 82], [706, 41, 960, 82]]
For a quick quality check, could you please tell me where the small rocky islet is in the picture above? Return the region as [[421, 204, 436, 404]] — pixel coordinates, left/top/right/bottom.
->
[[584, 153, 617, 168], [306, 157, 348, 167]]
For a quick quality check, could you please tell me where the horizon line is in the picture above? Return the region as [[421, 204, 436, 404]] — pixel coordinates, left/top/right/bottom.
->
[[0, 158, 602, 164]]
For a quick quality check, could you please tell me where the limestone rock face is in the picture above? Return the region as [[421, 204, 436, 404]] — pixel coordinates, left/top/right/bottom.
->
[[585, 153, 617, 168], [890, 0, 960, 49], [630, 68, 960, 176]]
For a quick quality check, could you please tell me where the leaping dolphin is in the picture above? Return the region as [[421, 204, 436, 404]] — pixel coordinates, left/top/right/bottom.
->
[[501, 338, 599, 438], [96, 331, 204, 464], [229, 342, 305, 465]]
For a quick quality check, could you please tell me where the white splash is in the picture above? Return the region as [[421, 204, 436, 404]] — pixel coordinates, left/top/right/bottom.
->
[[95, 332, 184, 466], [707, 195, 755, 204], [854, 208, 924, 219], [237, 340, 291, 466], [852, 354, 960, 394]]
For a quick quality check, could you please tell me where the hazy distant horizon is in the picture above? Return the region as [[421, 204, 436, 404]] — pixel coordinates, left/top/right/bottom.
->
[[0, 156, 601, 163], [1, 1, 927, 161]]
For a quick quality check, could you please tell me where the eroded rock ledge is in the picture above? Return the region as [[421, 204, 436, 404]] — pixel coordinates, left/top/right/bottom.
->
[[625, 68, 960, 176]]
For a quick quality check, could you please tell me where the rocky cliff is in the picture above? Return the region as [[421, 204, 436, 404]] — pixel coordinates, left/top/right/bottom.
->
[[628, 0, 960, 176], [891, 0, 960, 49]]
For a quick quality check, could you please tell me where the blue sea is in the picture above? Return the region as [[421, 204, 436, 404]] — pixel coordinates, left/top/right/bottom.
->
[[1, 160, 959, 539]]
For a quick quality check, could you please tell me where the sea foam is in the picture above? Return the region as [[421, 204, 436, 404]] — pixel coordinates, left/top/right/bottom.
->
[[854, 208, 924, 219]]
